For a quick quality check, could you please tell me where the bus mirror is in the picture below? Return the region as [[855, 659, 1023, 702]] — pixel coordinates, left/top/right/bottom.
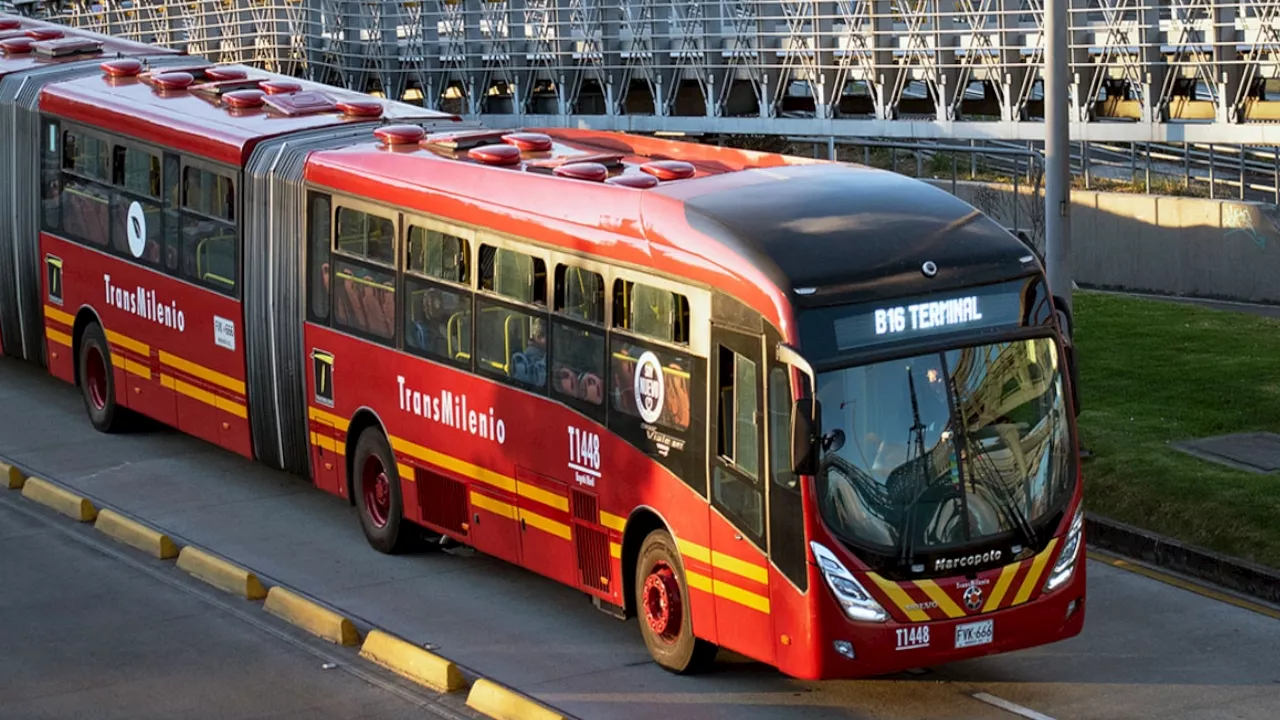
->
[[792, 398, 822, 476]]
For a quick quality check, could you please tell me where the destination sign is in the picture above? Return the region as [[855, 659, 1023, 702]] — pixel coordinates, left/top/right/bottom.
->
[[798, 276, 1051, 360]]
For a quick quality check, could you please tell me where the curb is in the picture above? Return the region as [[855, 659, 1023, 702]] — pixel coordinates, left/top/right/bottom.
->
[[2, 461, 24, 489], [265, 586, 361, 646], [1087, 514, 1280, 606], [466, 678, 567, 720], [94, 508, 180, 559], [176, 545, 269, 600], [359, 629, 467, 693], [3, 463, 580, 720], [21, 477, 96, 522]]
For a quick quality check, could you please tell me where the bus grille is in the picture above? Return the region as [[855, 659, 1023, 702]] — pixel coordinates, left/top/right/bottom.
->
[[572, 489, 611, 594], [418, 470, 469, 536]]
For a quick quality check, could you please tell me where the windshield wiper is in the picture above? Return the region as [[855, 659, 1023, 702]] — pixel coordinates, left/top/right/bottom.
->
[[964, 447, 1038, 549]]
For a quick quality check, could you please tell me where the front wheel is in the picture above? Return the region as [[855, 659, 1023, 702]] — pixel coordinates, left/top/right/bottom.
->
[[634, 529, 718, 674], [352, 427, 410, 554]]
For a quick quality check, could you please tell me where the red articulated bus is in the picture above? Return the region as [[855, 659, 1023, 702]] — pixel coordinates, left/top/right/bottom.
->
[[0, 13, 187, 365], [7, 24, 1087, 681]]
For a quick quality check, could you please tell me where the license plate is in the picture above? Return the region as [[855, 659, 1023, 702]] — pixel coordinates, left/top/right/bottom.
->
[[955, 619, 994, 649]]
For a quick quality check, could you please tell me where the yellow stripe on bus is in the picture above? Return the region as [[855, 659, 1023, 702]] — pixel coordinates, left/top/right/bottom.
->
[[310, 431, 340, 454], [685, 571, 770, 614], [308, 406, 350, 432], [390, 434, 516, 494], [164, 375, 248, 419], [45, 328, 72, 348], [397, 463, 415, 481], [711, 550, 769, 586], [517, 482, 569, 513], [159, 350, 245, 395], [865, 572, 932, 623], [520, 508, 572, 541], [913, 579, 966, 619], [599, 511, 626, 532], [44, 305, 74, 327], [469, 491, 517, 520], [609, 542, 621, 559], [983, 562, 1021, 612], [676, 538, 711, 564], [124, 358, 150, 379], [1012, 538, 1059, 606], [105, 329, 148, 356]]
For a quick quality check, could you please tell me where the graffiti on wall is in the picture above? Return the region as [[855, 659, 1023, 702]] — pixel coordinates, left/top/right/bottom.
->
[[1224, 204, 1270, 249]]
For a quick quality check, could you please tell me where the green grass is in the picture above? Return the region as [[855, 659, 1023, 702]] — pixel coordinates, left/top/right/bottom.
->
[[1073, 291, 1280, 570]]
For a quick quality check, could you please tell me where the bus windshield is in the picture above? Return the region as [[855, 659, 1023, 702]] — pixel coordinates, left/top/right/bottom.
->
[[812, 337, 1074, 565]]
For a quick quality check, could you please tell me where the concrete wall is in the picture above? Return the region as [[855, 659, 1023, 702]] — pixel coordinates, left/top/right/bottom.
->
[[924, 179, 1280, 305]]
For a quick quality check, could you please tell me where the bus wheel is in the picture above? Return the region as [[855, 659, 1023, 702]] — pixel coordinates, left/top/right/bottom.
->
[[634, 529, 718, 674], [352, 427, 409, 554], [78, 323, 125, 433]]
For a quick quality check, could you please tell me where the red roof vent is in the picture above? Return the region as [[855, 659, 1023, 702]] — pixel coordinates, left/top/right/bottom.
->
[[24, 28, 62, 41], [205, 66, 247, 81], [502, 132, 553, 152], [640, 160, 697, 181], [338, 99, 383, 118], [0, 37, 32, 54], [375, 124, 426, 146], [223, 89, 266, 109], [607, 173, 660, 189], [259, 80, 300, 95], [152, 72, 195, 91], [101, 58, 143, 77], [0, 18, 20, 31], [554, 162, 609, 182], [469, 143, 523, 166]]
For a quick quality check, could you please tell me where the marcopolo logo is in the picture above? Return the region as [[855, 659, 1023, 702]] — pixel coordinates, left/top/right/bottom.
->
[[933, 549, 1002, 572], [633, 350, 664, 425]]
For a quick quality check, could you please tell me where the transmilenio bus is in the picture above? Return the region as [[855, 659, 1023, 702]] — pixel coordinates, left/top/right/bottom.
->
[[0, 17, 1086, 680]]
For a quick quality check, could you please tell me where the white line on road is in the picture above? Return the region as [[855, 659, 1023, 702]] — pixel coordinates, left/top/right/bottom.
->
[[972, 692, 1057, 720]]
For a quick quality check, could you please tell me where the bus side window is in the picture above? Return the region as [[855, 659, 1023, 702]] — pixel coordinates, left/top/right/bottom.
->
[[111, 144, 163, 269], [162, 153, 180, 274], [307, 192, 332, 324], [713, 344, 764, 540], [59, 130, 110, 249], [476, 244, 547, 391], [768, 365, 808, 590], [330, 204, 396, 343], [551, 264, 606, 414], [180, 165, 238, 296], [612, 279, 690, 345], [404, 224, 473, 367], [40, 118, 60, 233]]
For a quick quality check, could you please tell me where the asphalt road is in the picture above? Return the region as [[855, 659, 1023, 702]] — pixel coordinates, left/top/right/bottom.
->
[[2, 356, 1279, 720], [0, 493, 478, 720]]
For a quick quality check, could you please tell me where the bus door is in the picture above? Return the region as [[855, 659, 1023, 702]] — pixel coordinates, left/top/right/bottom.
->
[[707, 325, 775, 664]]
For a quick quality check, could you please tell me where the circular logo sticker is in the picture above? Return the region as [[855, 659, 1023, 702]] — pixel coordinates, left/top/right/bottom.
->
[[633, 350, 665, 425], [126, 201, 146, 259]]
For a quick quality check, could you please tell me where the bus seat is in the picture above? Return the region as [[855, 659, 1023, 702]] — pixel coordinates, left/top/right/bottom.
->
[[580, 372, 603, 405], [666, 371, 691, 428], [555, 366, 578, 397]]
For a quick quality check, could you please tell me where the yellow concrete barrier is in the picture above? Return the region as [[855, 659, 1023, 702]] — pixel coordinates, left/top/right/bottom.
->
[[21, 477, 96, 522], [358, 629, 466, 693], [2, 462, 24, 490], [94, 509, 179, 559], [466, 678, 566, 720], [176, 546, 268, 600], [264, 587, 360, 646]]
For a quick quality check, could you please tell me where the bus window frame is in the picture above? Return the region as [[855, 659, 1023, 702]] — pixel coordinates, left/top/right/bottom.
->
[[177, 154, 241, 298], [550, 261, 608, 424], [401, 213, 477, 370], [473, 233, 550, 394], [327, 196, 401, 346]]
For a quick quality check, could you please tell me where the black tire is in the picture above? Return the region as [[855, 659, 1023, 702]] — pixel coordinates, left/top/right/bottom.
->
[[352, 426, 410, 554], [77, 322, 126, 433], [634, 529, 719, 674]]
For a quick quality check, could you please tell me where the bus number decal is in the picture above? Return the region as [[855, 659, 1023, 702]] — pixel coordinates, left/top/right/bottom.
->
[[895, 626, 930, 651], [214, 315, 236, 351], [567, 425, 601, 487]]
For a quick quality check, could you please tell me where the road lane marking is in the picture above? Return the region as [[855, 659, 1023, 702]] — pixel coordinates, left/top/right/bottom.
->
[[1087, 550, 1280, 621], [972, 692, 1056, 720]]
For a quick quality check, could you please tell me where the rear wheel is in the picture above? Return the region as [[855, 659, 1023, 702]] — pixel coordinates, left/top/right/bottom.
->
[[634, 529, 718, 674], [352, 427, 411, 554], [78, 322, 126, 433]]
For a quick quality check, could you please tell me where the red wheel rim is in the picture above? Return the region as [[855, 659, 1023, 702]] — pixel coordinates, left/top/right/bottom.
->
[[642, 561, 682, 643], [362, 455, 391, 528], [85, 345, 108, 411]]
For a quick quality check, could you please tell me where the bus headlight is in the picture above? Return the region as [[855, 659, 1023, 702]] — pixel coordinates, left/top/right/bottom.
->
[[810, 541, 888, 623], [1044, 507, 1084, 593]]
